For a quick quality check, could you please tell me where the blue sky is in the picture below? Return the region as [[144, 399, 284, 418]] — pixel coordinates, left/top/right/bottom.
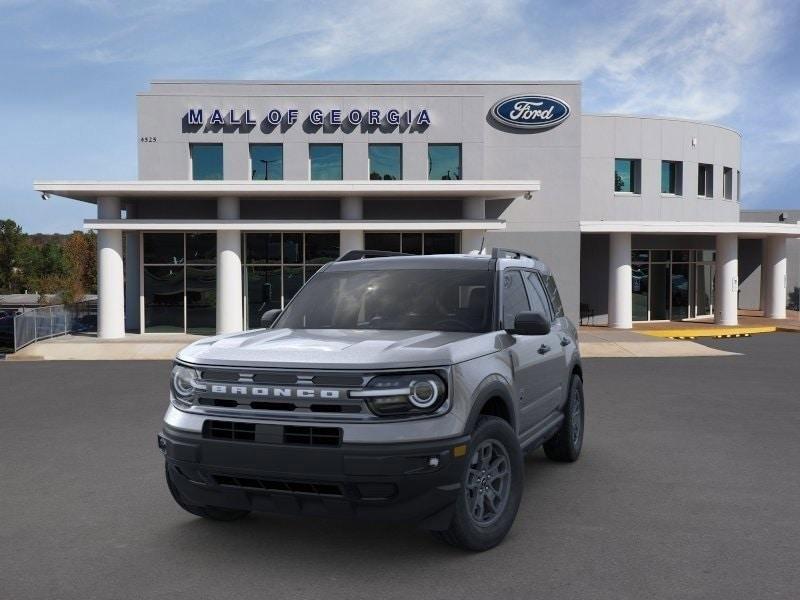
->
[[1, 0, 798, 233]]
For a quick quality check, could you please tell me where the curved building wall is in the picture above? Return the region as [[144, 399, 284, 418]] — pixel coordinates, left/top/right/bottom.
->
[[580, 115, 741, 223]]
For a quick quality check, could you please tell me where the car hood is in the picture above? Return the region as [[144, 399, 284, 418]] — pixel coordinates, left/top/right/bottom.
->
[[176, 328, 499, 370]]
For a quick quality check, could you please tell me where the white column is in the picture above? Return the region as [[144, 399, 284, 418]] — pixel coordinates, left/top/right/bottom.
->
[[764, 236, 787, 319], [608, 232, 632, 329], [714, 233, 739, 326], [97, 197, 125, 339], [216, 197, 243, 334], [124, 203, 140, 332], [462, 197, 486, 254], [340, 196, 363, 255]]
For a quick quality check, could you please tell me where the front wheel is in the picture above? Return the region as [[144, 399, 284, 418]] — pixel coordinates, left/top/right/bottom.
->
[[543, 374, 584, 462], [432, 416, 523, 551], [165, 464, 250, 521]]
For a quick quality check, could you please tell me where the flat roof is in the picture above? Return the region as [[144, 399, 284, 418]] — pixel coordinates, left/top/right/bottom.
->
[[84, 219, 506, 232], [35, 180, 541, 204], [580, 220, 800, 237]]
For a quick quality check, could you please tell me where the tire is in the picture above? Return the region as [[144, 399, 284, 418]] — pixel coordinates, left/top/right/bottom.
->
[[543, 374, 584, 462], [165, 464, 250, 522], [432, 416, 523, 551]]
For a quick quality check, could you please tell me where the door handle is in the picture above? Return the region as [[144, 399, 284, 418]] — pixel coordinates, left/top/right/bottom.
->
[[560, 337, 571, 347], [538, 344, 551, 354]]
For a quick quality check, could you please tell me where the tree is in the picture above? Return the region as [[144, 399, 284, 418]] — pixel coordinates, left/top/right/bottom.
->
[[0, 219, 26, 293], [60, 231, 97, 303]]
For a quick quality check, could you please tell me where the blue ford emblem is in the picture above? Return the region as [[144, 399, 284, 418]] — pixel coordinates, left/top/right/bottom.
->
[[490, 95, 571, 130]]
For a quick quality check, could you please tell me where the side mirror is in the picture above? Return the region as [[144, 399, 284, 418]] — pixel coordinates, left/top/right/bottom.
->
[[260, 309, 282, 329], [507, 311, 551, 336]]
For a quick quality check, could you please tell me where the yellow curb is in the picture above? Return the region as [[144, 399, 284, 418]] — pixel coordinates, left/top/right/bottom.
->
[[639, 326, 777, 339]]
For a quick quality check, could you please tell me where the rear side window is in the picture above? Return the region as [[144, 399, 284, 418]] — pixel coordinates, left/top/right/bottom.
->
[[543, 274, 565, 318], [501, 270, 530, 328], [523, 271, 552, 319]]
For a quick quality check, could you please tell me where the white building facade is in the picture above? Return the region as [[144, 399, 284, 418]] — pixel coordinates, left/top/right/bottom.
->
[[34, 81, 800, 338]]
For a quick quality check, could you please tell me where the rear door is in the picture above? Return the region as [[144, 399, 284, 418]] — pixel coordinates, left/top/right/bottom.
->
[[500, 269, 556, 436]]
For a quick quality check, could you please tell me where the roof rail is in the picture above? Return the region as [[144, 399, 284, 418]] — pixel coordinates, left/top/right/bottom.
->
[[490, 247, 539, 261], [336, 249, 412, 262]]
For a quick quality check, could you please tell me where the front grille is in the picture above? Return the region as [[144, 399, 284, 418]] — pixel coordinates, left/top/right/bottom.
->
[[203, 420, 342, 447], [212, 474, 344, 497], [203, 420, 255, 441], [284, 426, 342, 447]]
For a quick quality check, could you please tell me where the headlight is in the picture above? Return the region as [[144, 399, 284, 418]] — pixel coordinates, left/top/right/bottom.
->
[[351, 373, 447, 417], [170, 364, 204, 407]]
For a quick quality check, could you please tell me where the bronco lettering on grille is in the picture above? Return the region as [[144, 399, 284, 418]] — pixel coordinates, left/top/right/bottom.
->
[[209, 385, 341, 399]]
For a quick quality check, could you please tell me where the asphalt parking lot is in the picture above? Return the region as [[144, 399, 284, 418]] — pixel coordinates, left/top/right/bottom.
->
[[1, 333, 799, 599]]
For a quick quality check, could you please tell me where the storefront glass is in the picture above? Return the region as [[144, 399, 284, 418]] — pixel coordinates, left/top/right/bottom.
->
[[364, 232, 460, 255]]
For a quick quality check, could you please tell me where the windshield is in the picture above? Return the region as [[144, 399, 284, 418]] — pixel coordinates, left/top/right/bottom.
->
[[275, 268, 494, 332]]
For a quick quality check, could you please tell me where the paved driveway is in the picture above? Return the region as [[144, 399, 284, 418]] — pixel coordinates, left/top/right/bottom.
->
[[1, 334, 799, 599]]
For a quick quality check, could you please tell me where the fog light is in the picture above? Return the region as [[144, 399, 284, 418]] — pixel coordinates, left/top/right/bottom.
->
[[157, 434, 167, 455], [428, 456, 440, 468]]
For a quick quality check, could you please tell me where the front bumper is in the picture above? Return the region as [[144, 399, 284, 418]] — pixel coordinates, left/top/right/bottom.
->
[[160, 424, 471, 530]]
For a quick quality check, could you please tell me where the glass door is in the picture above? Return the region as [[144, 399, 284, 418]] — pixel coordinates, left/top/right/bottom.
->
[[695, 263, 714, 317], [649, 262, 670, 320], [670, 263, 691, 320]]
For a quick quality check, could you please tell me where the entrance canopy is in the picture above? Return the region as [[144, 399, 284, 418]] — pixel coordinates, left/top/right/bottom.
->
[[580, 220, 800, 238]]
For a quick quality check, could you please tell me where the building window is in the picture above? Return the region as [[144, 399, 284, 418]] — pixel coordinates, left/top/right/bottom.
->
[[723, 166, 733, 200], [309, 144, 343, 180], [736, 170, 741, 202], [428, 144, 461, 180], [368, 144, 402, 180], [661, 161, 683, 195], [364, 232, 460, 255], [243, 232, 340, 328], [614, 158, 640, 193], [250, 144, 283, 180], [698, 163, 714, 198], [142, 233, 217, 334], [190, 144, 223, 180]]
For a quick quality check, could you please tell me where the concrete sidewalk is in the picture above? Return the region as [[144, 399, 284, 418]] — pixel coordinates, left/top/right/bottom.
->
[[6, 329, 736, 360]]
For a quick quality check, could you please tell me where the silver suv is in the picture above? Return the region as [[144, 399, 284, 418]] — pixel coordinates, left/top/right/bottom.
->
[[159, 248, 584, 551]]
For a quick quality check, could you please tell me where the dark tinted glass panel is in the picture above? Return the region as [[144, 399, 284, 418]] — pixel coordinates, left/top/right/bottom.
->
[[246, 233, 281, 264], [246, 266, 281, 328], [276, 269, 494, 333], [697, 250, 715, 261], [250, 144, 283, 181], [428, 144, 461, 180], [283, 267, 304, 304], [369, 144, 402, 180], [309, 144, 343, 180], [283, 233, 303, 263], [672, 250, 691, 262], [501, 271, 530, 329], [402, 233, 422, 255], [651, 250, 670, 262], [523, 272, 551, 318], [696, 264, 714, 316], [650, 263, 669, 320], [144, 266, 184, 332], [632, 250, 649, 263], [191, 144, 223, 180], [671, 263, 690, 320], [424, 233, 458, 255], [305, 233, 339, 264], [632, 263, 649, 321], [143, 233, 183, 264], [186, 266, 216, 334], [365, 233, 401, 253], [615, 159, 634, 192], [305, 265, 322, 281], [186, 233, 215, 264]]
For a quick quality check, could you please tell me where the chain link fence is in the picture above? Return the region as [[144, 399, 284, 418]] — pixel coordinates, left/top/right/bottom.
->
[[0, 301, 97, 354]]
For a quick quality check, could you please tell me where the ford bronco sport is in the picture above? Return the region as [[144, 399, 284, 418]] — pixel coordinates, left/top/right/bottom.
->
[[159, 248, 584, 551]]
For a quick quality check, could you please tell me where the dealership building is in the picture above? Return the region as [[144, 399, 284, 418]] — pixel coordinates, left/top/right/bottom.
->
[[34, 81, 800, 338]]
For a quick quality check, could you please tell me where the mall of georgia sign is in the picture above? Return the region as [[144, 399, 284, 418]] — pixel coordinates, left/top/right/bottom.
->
[[490, 95, 570, 130]]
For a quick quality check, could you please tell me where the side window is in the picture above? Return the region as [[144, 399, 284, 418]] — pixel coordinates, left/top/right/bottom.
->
[[523, 271, 552, 319], [501, 270, 530, 328], [543, 274, 565, 318]]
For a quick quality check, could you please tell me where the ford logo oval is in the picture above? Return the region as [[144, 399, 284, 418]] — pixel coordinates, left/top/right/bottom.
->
[[490, 95, 571, 130]]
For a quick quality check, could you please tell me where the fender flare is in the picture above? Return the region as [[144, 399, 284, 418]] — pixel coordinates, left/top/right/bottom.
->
[[463, 375, 516, 434]]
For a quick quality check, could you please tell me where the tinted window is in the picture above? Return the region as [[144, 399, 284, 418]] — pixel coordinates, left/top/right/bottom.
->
[[191, 144, 223, 180], [250, 144, 283, 180], [501, 270, 530, 328], [428, 144, 461, 180], [277, 269, 494, 332], [369, 144, 402, 180], [543, 274, 565, 318], [523, 271, 551, 318], [143, 233, 183, 264], [310, 144, 343, 180]]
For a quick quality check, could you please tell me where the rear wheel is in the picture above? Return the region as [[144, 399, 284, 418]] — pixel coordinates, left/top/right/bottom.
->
[[431, 416, 523, 551], [165, 464, 250, 521], [543, 374, 584, 462]]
